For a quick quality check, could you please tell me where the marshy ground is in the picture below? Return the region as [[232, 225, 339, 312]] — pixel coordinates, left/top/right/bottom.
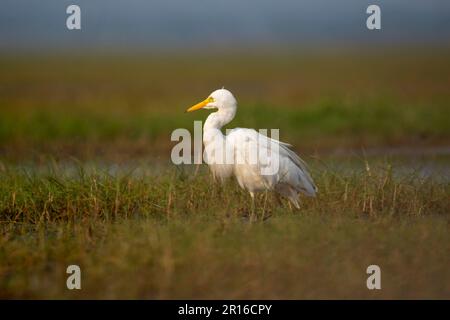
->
[[0, 49, 449, 298]]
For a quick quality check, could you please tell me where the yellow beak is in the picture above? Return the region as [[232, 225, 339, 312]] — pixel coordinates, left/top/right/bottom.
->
[[186, 97, 214, 112]]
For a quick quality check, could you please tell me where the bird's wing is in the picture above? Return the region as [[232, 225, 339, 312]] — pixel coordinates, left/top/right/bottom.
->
[[226, 128, 317, 195]]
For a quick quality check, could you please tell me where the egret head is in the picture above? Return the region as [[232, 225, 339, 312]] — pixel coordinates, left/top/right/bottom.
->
[[186, 88, 237, 113]]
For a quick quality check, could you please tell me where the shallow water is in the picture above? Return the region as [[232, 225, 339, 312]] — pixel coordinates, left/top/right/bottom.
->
[[2, 147, 450, 183], [314, 147, 450, 183]]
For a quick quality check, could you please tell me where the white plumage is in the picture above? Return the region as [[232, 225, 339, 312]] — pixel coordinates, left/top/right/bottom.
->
[[187, 88, 317, 208]]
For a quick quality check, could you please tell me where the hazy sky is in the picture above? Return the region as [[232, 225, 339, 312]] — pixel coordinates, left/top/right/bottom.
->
[[1, 0, 449, 52]]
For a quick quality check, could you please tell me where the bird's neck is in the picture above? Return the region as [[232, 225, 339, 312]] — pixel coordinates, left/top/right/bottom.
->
[[203, 108, 236, 144], [203, 108, 236, 132]]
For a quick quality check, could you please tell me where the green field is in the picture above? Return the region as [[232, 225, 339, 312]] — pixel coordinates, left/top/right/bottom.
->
[[1, 50, 449, 160], [0, 50, 449, 298]]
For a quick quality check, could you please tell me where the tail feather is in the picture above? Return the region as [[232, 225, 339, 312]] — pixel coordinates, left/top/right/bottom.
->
[[279, 144, 318, 195]]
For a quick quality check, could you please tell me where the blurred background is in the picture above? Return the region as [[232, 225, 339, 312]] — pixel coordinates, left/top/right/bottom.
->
[[0, 0, 449, 164], [2, 0, 450, 51]]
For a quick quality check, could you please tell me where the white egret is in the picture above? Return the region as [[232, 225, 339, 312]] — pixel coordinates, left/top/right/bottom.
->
[[186, 88, 317, 209]]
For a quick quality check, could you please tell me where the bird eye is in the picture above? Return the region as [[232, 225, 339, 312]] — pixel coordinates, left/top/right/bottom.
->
[[207, 97, 214, 102]]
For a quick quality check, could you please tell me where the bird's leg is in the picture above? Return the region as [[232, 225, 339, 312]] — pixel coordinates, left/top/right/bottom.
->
[[262, 191, 268, 220], [287, 201, 293, 212], [194, 163, 200, 177], [250, 192, 256, 222]]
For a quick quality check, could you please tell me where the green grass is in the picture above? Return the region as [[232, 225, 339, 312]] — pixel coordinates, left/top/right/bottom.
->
[[0, 98, 447, 141], [0, 98, 448, 162], [0, 161, 448, 299], [0, 50, 449, 160]]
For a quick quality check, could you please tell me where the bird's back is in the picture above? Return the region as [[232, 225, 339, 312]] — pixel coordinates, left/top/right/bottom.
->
[[225, 128, 317, 206]]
